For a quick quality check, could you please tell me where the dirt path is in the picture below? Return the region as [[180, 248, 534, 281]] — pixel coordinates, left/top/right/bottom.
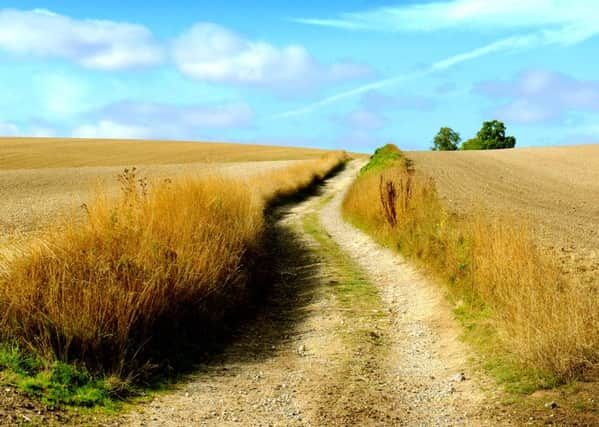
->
[[122, 161, 509, 426]]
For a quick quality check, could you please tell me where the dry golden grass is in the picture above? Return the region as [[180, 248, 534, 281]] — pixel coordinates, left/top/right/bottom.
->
[[0, 151, 348, 377], [0, 137, 332, 169], [0, 160, 304, 238], [468, 218, 599, 377], [0, 137, 342, 249], [343, 145, 599, 381], [407, 146, 599, 286]]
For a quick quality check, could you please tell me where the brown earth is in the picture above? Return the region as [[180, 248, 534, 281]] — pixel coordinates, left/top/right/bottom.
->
[[0, 137, 331, 169], [0, 160, 301, 238], [406, 144, 599, 285], [0, 136, 336, 242]]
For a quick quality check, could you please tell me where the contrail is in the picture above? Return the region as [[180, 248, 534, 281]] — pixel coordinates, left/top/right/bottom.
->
[[273, 30, 561, 119], [273, 71, 425, 119]]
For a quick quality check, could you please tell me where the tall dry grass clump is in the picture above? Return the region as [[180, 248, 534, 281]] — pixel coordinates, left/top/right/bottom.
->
[[0, 152, 347, 376], [253, 152, 347, 202], [469, 219, 599, 378], [343, 144, 599, 381]]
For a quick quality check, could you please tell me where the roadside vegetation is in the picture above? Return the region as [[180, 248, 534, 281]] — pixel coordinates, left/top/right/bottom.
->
[[432, 120, 516, 151], [0, 151, 348, 407], [343, 144, 599, 389]]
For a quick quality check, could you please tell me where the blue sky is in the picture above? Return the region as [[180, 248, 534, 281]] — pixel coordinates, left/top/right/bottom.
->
[[1, 0, 599, 152]]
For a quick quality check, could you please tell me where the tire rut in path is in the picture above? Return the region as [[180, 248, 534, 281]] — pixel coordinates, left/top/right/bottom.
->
[[318, 161, 510, 426], [124, 161, 506, 426]]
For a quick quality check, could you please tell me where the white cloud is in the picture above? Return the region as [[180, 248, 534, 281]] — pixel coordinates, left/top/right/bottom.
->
[[0, 9, 163, 69], [476, 69, 599, 124], [0, 122, 19, 136], [178, 103, 253, 128], [72, 121, 151, 139], [494, 99, 557, 124], [0, 120, 58, 137], [361, 90, 434, 111], [295, 0, 598, 36], [75, 100, 254, 140], [95, 100, 253, 129], [28, 124, 57, 137], [0, 10, 372, 92], [336, 128, 381, 150], [172, 23, 372, 89]]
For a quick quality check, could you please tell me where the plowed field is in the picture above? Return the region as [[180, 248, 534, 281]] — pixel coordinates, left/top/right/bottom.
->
[[407, 144, 599, 284]]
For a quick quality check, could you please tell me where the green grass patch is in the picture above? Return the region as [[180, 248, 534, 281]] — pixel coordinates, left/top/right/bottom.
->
[[302, 211, 380, 314], [301, 208, 389, 365], [359, 144, 406, 176], [0, 343, 121, 409], [452, 303, 560, 395]]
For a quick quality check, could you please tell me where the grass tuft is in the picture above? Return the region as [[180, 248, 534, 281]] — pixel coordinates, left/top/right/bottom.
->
[[0, 343, 118, 407], [358, 144, 406, 176]]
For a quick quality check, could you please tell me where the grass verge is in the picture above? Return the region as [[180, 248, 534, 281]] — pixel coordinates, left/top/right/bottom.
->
[[301, 197, 397, 424], [303, 209, 383, 322], [0, 151, 348, 408], [342, 144, 599, 391], [0, 343, 119, 409]]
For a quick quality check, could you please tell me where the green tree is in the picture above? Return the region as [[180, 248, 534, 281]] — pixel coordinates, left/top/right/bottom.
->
[[432, 127, 460, 151], [462, 120, 516, 150], [461, 138, 483, 150]]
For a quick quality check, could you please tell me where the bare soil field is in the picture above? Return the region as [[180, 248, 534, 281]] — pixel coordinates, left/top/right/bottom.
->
[[0, 137, 331, 239], [0, 161, 298, 237], [407, 144, 599, 285], [0, 137, 330, 169]]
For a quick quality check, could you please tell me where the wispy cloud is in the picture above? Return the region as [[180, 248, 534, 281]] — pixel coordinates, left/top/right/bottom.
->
[[430, 34, 538, 70], [0, 122, 19, 136], [294, 0, 597, 35], [75, 100, 254, 140], [476, 69, 599, 124], [274, 72, 421, 118], [280, 2, 599, 119], [274, 35, 522, 118]]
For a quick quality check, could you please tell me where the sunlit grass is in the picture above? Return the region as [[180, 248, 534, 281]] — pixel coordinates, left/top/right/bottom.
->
[[0, 151, 348, 404], [342, 144, 599, 386]]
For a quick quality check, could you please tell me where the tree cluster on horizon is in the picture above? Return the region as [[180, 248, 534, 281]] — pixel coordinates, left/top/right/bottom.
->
[[431, 120, 517, 151]]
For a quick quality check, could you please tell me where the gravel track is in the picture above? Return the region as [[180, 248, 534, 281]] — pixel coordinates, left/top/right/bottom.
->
[[121, 161, 510, 426]]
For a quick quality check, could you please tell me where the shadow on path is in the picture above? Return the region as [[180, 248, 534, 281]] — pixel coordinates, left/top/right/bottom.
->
[[148, 168, 342, 386]]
